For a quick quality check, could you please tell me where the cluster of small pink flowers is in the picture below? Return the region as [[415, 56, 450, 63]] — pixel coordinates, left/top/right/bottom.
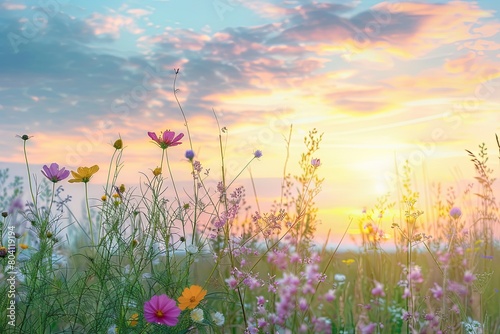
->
[[217, 181, 225, 195], [211, 187, 245, 232], [371, 281, 385, 297], [225, 267, 263, 291], [275, 273, 301, 324], [312, 316, 331, 333], [192, 160, 203, 175], [463, 270, 476, 284], [267, 248, 288, 270], [252, 209, 285, 237], [430, 282, 443, 299], [407, 265, 424, 284]]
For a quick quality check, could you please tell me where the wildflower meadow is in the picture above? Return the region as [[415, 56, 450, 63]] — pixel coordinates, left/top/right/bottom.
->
[[1, 76, 499, 334]]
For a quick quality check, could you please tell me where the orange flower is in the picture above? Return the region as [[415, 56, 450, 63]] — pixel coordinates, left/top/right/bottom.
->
[[178, 285, 207, 310], [19, 243, 29, 250], [128, 313, 139, 327]]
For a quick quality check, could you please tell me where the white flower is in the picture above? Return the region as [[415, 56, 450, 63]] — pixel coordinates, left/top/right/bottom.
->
[[123, 264, 130, 274], [186, 244, 199, 254], [212, 311, 225, 326], [190, 308, 204, 323], [334, 274, 346, 283], [107, 325, 117, 334]]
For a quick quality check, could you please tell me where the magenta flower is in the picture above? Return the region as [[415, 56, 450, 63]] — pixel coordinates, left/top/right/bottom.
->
[[41, 163, 70, 183], [148, 130, 184, 149], [144, 294, 181, 326]]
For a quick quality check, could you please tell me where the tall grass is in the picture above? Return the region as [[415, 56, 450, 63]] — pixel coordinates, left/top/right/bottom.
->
[[0, 75, 499, 333]]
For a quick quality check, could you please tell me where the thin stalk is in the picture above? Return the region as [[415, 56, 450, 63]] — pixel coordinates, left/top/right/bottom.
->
[[85, 182, 94, 246], [23, 139, 36, 207]]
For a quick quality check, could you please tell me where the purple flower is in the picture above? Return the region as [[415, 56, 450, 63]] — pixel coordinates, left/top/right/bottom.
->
[[144, 294, 181, 326], [185, 150, 195, 160], [254, 150, 262, 158], [430, 283, 443, 299], [449, 207, 462, 219], [463, 270, 476, 284], [41, 163, 70, 183], [8, 197, 24, 214], [311, 158, 321, 167]]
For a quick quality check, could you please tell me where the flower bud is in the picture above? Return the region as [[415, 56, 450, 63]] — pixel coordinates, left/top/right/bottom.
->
[[113, 138, 123, 150]]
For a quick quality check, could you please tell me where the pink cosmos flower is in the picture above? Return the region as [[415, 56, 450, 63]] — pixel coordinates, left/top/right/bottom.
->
[[144, 294, 181, 326], [148, 130, 184, 149], [41, 163, 70, 183]]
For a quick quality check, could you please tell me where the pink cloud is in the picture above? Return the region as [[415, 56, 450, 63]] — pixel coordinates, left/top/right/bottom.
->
[[240, 1, 296, 19], [1, 2, 26, 10], [126, 8, 153, 17], [444, 52, 479, 74], [86, 13, 144, 38]]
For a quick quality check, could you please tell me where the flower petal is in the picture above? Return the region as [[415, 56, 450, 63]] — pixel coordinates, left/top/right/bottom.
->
[[89, 165, 99, 175], [41, 165, 51, 179], [49, 163, 59, 175], [148, 131, 159, 142]]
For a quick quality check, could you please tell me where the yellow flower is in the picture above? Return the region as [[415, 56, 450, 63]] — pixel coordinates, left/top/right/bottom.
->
[[178, 285, 207, 310], [101, 195, 107, 202], [20, 243, 29, 250], [119, 184, 126, 193], [112, 193, 120, 199], [342, 259, 355, 266], [68, 165, 99, 183], [128, 313, 139, 327], [0, 246, 7, 258], [153, 167, 162, 176], [113, 138, 123, 150]]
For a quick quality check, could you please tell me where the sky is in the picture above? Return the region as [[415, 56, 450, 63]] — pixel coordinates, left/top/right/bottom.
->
[[1, 0, 500, 246]]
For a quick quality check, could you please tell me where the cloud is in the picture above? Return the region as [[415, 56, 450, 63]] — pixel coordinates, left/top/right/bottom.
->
[[85, 13, 144, 38], [126, 8, 153, 17], [1, 2, 26, 10], [1, 0, 499, 180]]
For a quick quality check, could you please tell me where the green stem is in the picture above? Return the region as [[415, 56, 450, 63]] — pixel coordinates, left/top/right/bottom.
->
[[46, 183, 55, 221], [85, 182, 94, 246], [104, 149, 117, 197], [23, 140, 36, 207], [165, 150, 181, 208]]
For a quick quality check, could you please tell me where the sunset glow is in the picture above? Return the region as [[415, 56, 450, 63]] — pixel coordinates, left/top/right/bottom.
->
[[1, 0, 500, 246]]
